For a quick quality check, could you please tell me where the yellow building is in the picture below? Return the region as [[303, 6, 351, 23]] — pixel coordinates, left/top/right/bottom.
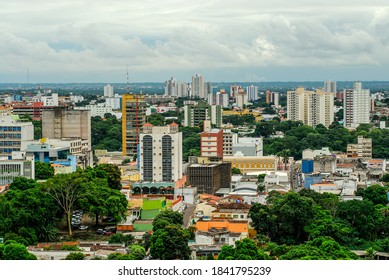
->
[[222, 109, 263, 122], [122, 94, 146, 156], [223, 156, 276, 173]]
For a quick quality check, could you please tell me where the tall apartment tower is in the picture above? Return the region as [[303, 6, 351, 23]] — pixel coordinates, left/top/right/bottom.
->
[[140, 123, 182, 182], [122, 94, 147, 156], [343, 82, 370, 128], [164, 77, 177, 97], [287, 87, 334, 127], [208, 89, 229, 108], [246, 85, 259, 101], [104, 84, 114, 98], [191, 74, 204, 99], [183, 100, 222, 128], [204, 82, 212, 101], [236, 89, 248, 109], [324, 80, 336, 94]]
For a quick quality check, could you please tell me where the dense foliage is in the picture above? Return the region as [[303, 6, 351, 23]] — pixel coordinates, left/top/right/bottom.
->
[[91, 114, 122, 151], [35, 162, 55, 180], [249, 189, 389, 253]]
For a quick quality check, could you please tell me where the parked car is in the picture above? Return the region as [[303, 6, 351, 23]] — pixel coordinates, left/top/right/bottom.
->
[[79, 225, 88, 230]]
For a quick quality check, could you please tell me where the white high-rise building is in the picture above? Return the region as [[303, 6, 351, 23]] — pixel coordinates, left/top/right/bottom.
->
[[164, 77, 177, 97], [236, 90, 248, 109], [140, 123, 182, 182], [324, 80, 337, 94], [191, 74, 204, 98], [204, 82, 212, 101], [246, 85, 259, 101], [104, 84, 114, 98], [208, 89, 229, 108], [287, 87, 334, 127], [343, 82, 370, 128]]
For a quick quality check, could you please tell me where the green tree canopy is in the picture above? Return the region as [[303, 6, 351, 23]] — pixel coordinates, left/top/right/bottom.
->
[[218, 238, 271, 260], [35, 162, 55, 180], [149, 224, 191, 260]]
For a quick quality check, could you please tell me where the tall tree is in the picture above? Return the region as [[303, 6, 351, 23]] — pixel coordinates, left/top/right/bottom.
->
[[43, 173, 86, 235]]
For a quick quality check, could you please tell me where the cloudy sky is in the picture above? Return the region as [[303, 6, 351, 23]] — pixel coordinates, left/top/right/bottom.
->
[[1, 0, 389, 83]]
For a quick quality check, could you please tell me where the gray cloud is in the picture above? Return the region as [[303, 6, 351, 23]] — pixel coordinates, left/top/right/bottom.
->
[[1, 0, 389, 82]]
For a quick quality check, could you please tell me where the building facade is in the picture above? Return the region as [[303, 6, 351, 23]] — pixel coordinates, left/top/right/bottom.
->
[[0, 116, 34, 159], [200, 128, 224, 160], [139, 123, 183, 182], [183, 101, 222, 128], [191, 74, 204, 99], [187, 162, 231, 194], [287, 87, 334, 127], [122, 94, 147, 156], [343, 82, 370, 128]]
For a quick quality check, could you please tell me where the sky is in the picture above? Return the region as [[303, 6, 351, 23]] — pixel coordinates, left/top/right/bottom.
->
[[1, 0, 389, 83]]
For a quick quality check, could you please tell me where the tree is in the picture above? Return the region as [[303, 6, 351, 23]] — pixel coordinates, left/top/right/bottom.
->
[[109, 233, 134, 246], [218, 238, 271, 260], [9, 177, 38, 191], [35, 162, 55, 180], [231, 167, 242, 175], [150, 224, 191, 260], [357, 185, 388, 206], [277, 237, 358, 260], [147, 113, 165, 126], [65, 252, 84, 260], [94, 164, 122, 190], [43, 173, 87, 235], [152, 210, 183, 230], [128, 245, 146, 260], [0, 185, 60, 244], [0, 241, 37, 260]]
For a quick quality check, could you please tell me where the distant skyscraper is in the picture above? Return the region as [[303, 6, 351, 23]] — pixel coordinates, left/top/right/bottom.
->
[[183, 100, 222, 127], [164, 77, 177, 97], [208, 89, 229, 108], [230, 85, 241, 98], [324, 80, 336, 94], [191, 74, 204, 98], [287, 87, 334, 127], [104, 84, 114, 98], [122, 94, 147, 156], [246, 85, 258, 101], [236, 89, 248, 109], [343, 82, 370, 128], [204, 82, 212, 101]]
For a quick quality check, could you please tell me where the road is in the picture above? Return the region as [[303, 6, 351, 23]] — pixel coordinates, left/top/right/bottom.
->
[[182, 204, 196, 227]]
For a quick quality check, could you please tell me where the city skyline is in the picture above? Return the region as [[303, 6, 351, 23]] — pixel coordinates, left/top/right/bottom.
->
[[2, 1, 389, 83]]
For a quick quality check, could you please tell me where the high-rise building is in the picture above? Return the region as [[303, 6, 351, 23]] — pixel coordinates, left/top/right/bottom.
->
[[0, 116, 34, 159], [204, 82, 212, 101], [266, 90, 279, 106], [183, 100, 222, 128], [164, 77, 177, 97], [246, 85, 258, 101], [287, 87, 334, 127], [208, 89, 229, 108], [104, 84, 114, 98], [139, 123, 182, 182], [230, 85, 241, 98], [191, 74, 204, 98], [236, 90, 248, 109], [122, 94, 147, 156], [324, 80, 337, 94], [42, 108, 92, 167], [200, 123, 224, 161], [343, 82, 370, 129]]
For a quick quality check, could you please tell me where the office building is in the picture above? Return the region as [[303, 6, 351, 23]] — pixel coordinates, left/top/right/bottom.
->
[[0, 116, 34, 159], [187, 162, 231, 195], [122, 94, 147, 156], [0, 152, 35, 185], [343, 82, 370, 128]]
